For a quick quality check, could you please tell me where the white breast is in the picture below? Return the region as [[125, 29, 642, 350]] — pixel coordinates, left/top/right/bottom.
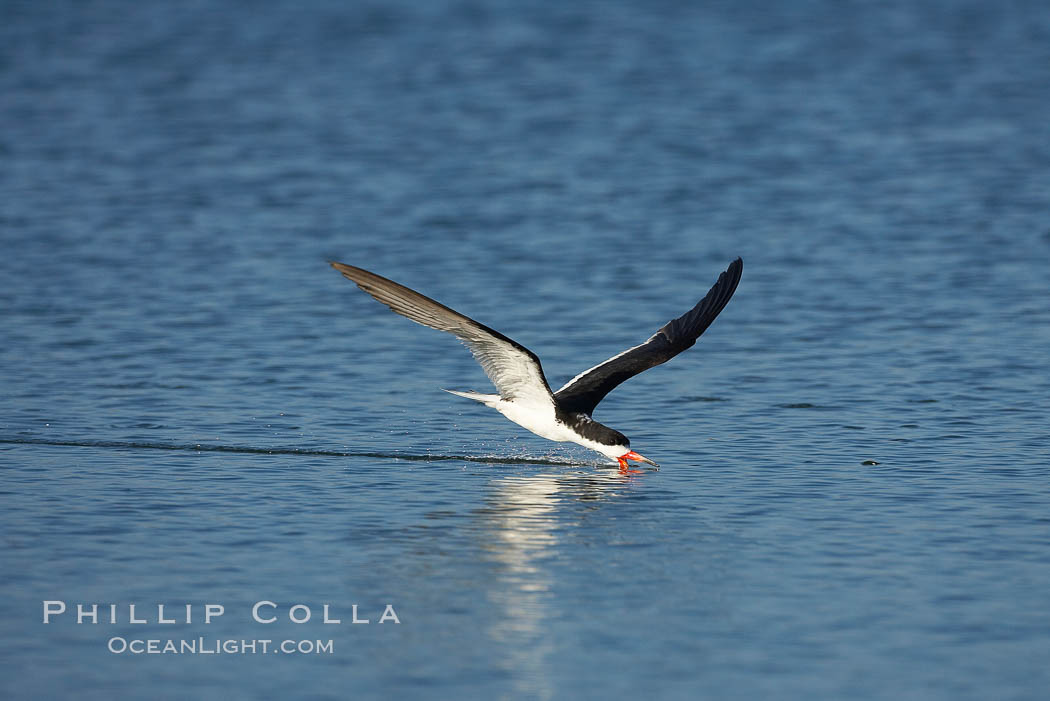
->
[[494, 399, 568, 442], [493, 398, 625, 460]]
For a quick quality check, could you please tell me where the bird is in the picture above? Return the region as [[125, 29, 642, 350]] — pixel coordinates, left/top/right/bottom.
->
[[331, 258, 742, 472]]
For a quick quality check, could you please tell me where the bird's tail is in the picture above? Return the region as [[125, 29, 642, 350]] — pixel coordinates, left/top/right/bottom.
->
[[442, 389, 500, 407]]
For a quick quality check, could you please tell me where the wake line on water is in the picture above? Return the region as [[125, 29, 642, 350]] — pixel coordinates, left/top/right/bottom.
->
[[0, 437, 595, 467]]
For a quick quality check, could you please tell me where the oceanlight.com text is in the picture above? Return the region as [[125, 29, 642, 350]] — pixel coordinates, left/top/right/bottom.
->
[[107, 637, 334, 655]]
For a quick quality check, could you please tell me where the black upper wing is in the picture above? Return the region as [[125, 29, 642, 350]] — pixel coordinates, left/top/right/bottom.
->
[[553, 258, 742, 415]]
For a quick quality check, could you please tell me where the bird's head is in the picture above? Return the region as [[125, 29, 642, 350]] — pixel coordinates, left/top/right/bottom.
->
[[564, 415, 659, 470], [594, 433, 659, 470]]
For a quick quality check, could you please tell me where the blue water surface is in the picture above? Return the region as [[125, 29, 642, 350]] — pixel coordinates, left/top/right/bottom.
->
[[2, 1, 1049, 699]]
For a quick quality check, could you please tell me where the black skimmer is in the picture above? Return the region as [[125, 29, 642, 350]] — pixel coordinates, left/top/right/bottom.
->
[[331, 258, 742, 472]]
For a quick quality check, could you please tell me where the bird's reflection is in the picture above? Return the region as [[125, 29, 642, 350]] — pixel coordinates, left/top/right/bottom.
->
[[474, 468, 639, 698]]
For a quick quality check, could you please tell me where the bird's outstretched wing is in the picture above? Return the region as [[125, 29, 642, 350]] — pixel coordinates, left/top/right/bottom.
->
[[331, 262, 555, 408], [554, 258, 743, 415]]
